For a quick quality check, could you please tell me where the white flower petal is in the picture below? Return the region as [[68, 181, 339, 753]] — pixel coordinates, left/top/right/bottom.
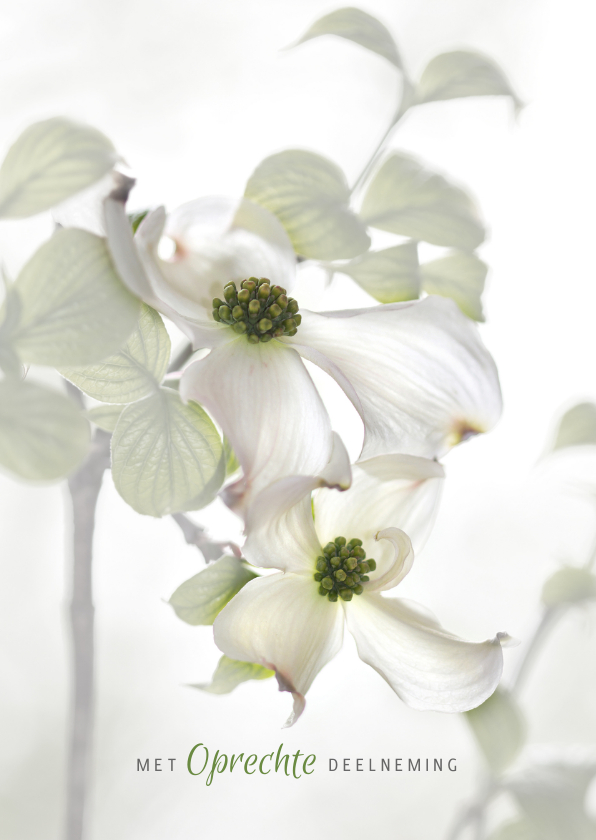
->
[[313, 454, 444, 564], [285, 296, 502, 460], [214, 573, 344, 726], [243, 432, 352, 572], [180, 338, 334, 514], [345, 594, 504, 712], [157, 196, 296, 313], [365, 528, 414, 592], [103, 179, 233, 348]]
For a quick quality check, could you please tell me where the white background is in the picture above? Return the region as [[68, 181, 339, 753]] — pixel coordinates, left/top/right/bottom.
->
[[1, 0, 596, 837]]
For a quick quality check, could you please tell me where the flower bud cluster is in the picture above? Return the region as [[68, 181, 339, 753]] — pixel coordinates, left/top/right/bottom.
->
[[314, 537, 377, 602], [212, 277, 301, 343]]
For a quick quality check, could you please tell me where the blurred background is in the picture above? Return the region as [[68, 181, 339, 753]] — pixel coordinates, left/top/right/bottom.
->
[[1, 0, 595, 837]]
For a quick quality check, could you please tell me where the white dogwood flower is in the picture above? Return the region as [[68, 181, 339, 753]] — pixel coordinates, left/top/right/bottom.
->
[[213, 457, 507, 726], [104, 184, 502, 513]]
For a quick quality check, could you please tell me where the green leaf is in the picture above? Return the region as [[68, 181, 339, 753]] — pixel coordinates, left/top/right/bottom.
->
[[551, 403, 596, 451], [542, 567, 596, 608], [189, 655, 274, 695], [169, 556, 257, 625], [223, 436, 240, 477], [60, 305, 170, 403], [466, 689, 526, 776], [334, 242, 419, 303], [111, 387, 224, 516], [420, 250, 487, 321], [0, 118, 118, 219], [488, 819, 539, 840], [0, 379, 89, 480], [84, 404, 124, 432], [8, 228, 140, 367], [416, 51, 522, 110], [245, 150, 371, 260], [360, 152, 485, 251], [293, 7, 403, 70]]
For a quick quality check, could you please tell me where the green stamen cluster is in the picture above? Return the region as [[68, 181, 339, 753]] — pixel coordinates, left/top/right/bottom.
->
[[314, 537, 377, 602], [212, 277, 301, 343]]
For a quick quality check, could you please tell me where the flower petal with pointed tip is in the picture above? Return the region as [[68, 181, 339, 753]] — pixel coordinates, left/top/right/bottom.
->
[[284, 296, 502, 460], [213, 573, 344, 726], [345, 594, 504, 712]]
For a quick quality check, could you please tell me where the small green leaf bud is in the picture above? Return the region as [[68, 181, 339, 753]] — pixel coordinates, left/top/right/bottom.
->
[[212, 297, 224, 309], [314, 573, 323, 582], [258, 318, 273, 333], [233, 321, 247, 334], [283, 319, 296, 333], [232, 305, 244, 320], [277, 294, 288, 308], [330, 557, 341, 568], [316, 558, 327, 572], [339, 589, 353, 602], [273, 326, 284, 337], [248, 300, 261, 316], [293, 314, 302, 326], [334, 569, 347, 582], [344, 574, 355, 587], [212, 309, 221, 322], [247, 334, 260, 344], [223, 285, 236, 302], [286, 329, 298, 336], [360, 575, 369, 582], [321, 577, 334, 590], [359, 562, 370, 574], [323, 543, 336, 556], [339, 547, 350, 558], [318, 585, 328, 596], [335, 537, 347, 547], [257, 277, 269, 285], [353, 546, 366, 559], [367, 559, 377, 571], [260, 334, 273, 342], [218, 305, 231, 321], [353, 584, 364, 595], [328, 590, 339, 602], [268, 303, 282, 319], [271, 285, 284, 298], [242, 279, 256, 292], [287, 299, 299, 314], [344, 557, 358, 571], [258, 284, 271, 299], [238, 289, 251, 305]]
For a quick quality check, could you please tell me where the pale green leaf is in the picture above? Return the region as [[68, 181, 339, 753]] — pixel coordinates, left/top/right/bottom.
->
[[223, 436, 240, 477], [60, 305, 169, 403], [189, 655, 274, 695], [420, 250, 487, 321], [169, 556, 257, 625], [551, 403, 596, 451], [466, 689, 526, 776], [293, 7, 403, 70], [111, 387, 224, 516], [542, 567, 596, 608], [360, 152, 485, 250], [0, 118, 118, 219], [489, 819, 539, 840], [245, 150, 371, 260], [8, 228, 140, 367], [335, 241, 419, 303], [416, 51, 522, 110], [0, 379, 89, 480], [85, 404, 124, 432]]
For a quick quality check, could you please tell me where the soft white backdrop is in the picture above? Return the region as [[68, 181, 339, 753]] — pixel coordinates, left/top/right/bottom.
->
[[1, 0, 596, 837]]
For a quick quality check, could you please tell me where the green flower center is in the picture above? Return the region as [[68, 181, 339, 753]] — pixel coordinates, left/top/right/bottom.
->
[[212, 277, 301, 343], [313, 536, 377, 603]]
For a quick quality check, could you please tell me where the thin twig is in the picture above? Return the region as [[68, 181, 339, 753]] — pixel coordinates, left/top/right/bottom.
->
[[171, 512, 242, 562], [65, 429, 111, 840]]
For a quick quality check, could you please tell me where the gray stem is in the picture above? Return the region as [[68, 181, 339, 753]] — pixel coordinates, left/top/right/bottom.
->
[[65, 429, 111, 840]]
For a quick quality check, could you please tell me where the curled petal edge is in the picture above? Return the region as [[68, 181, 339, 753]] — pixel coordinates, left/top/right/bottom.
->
[[365, 527, 414, 593]]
